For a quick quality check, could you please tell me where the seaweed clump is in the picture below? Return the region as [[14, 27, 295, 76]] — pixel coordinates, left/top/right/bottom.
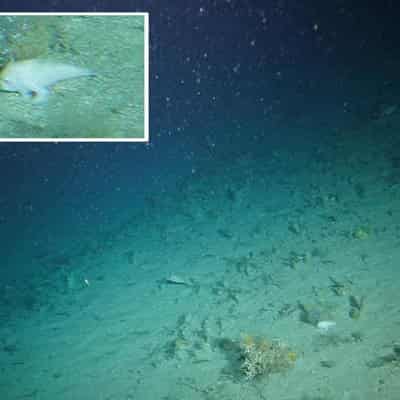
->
[[239, 334, 296, 380]]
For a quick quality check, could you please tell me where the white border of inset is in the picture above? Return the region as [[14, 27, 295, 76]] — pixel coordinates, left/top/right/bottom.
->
[[0, 12, 149, 142]]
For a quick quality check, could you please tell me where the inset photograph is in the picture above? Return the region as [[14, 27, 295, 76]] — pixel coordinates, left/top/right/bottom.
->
[[0, 13, 148, 141]]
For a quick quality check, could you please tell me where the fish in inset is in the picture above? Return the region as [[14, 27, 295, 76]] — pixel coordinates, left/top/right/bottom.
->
[[0, 59, 95, 103]]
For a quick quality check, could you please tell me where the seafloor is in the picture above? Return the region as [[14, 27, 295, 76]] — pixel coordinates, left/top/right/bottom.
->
[[1, 104, 400, 399]]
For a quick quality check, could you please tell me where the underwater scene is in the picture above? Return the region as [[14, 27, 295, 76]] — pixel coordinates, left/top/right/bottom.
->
[[0, 2, 400, 400], [0, 14, 146, 139]]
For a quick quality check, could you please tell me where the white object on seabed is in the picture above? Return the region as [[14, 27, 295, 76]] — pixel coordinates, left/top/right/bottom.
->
[[0, 59, 95, 103], [317, 320, 336, 333]]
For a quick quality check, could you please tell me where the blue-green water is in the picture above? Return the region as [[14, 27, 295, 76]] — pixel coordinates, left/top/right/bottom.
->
[[0, 2, 400, 399]]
